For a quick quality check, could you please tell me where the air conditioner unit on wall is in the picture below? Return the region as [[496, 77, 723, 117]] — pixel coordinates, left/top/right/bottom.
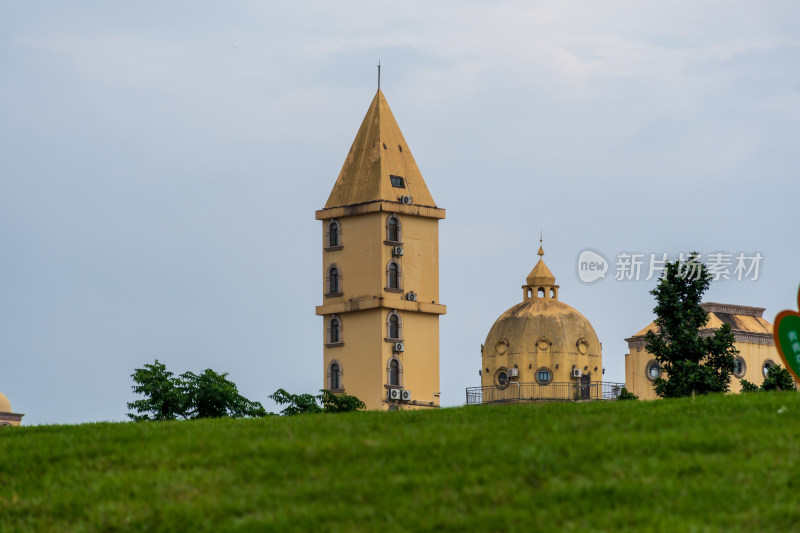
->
[[572, 368, 582, 378], [406, 292, 417, 302], [393, 246, 404, 256], [393, 342, 404, 352], [400, 195, 412, 204], [508, 368, 519, 378], [400, 390, 412, 401], [388, 389, 402, 400]]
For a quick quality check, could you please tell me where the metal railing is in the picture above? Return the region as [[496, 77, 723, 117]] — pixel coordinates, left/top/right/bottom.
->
[[465, 381, 625, 405]]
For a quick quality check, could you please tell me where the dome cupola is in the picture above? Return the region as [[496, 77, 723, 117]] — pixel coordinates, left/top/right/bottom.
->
[[480, 239, 602, 391]]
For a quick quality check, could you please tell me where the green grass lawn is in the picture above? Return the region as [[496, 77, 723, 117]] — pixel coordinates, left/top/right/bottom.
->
[[2, 392, 800, 532]]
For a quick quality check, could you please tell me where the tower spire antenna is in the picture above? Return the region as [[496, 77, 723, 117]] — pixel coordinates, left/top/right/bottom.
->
[[377, 60, 381, 91], [538, 231, 544, 257]]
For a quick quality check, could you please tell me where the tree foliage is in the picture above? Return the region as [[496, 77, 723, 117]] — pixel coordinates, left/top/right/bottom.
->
[[740, 380, 760, 393], [740, 366, 795, 393], [181, 369, 267, 419], [617, 387, 639, 400], [127, 360, 266, 421], [760, 365, 796, 392], [269, 389, 323, 416], [318, 389, 367, 413], [127, 360, 187, 421], [269, 388, 365, 416], [644, 254, 738, 398]]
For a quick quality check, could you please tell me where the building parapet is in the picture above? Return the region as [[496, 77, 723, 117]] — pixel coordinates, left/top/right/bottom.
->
[[626, 329, 773, 348], [700, 302, 766, 317]]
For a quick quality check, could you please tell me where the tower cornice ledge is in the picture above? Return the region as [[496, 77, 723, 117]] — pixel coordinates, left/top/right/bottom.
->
[[315, 200, 445, 221], [316, 297, 446, 316]]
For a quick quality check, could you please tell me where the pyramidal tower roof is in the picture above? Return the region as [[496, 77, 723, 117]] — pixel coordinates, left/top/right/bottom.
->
[[526, 243, 556, 287], [324, 90, 436, 209]]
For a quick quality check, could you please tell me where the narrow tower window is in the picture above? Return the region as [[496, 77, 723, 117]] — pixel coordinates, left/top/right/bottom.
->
[[329, 361, 341, 390], [328, 220, 340, 248], [386, 215, 401, 243], [389, 358, 400, 386], [387, 261, 401, 289], [327, 265, 341, 295], [329, 316, 341, 344], [387, 311, 402, 340], [390, 175, 405, 188]]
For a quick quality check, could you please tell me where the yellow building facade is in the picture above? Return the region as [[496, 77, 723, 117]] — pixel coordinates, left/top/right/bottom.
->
[[0, 392, 23, 427], [471, 245, 617, 404], [625, 302, 784, 399], [315, 90, 445, 410]]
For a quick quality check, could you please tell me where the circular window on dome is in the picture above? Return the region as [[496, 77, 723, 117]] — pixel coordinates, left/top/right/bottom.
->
[[763, 359, 776, 378], [733, 356, 746, 378], [495, 368, 509, 389], [646, 360, 661, 381], [495, 338, 509, 356], [537, 338, 550, 351], [535, 367, 553, 385], [576, 338, 589, 355]]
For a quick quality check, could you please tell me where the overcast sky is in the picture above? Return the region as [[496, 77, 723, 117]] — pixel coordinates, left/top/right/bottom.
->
[[2, 2, 799, 425]]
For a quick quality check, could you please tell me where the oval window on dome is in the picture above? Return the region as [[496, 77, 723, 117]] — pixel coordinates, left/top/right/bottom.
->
[[576, 338, 589, 355], [495, 339, 509, 356], [537, 338, 550, 351], [495, 368, 509, 389], [535, 367, 553, 385]]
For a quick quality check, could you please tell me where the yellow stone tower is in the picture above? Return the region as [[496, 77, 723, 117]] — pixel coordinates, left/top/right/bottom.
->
[[315, 90, 446, 410]]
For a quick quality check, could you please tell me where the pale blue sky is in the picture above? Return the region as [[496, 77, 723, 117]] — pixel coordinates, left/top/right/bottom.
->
[[2, 1, 799, 424]]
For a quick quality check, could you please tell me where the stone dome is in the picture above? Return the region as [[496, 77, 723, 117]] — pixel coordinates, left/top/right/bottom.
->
[[484, 299, 601, 358], [0, 392, 11, 413], [480, 244, 602, 387]]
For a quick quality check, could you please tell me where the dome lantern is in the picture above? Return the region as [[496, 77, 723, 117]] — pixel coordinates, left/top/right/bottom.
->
[[523, 239, 559, 301]]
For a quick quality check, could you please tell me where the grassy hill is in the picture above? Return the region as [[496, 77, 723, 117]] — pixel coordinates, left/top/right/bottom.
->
[[2, 392, 800, 532]]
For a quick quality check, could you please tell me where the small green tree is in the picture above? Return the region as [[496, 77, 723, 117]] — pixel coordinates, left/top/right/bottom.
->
[[127, 360, 266, 421], [760, 365, 796, 392], [127, 360, 187, 421], [644, 253, 738, 398], [617, 387, 639, 400], [269, 388, 366, 415], [269, 389, 323, 416], [740, 380, 759, 393], [319, 389, 366, 412], [182, 369, 267, 418]]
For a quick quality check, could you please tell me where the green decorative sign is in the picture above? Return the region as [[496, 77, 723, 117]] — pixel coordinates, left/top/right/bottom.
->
[[774, 287, 800, 383]]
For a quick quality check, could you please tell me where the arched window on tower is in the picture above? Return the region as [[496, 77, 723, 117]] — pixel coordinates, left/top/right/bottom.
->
[[388, 358, 401, 387], [386, 215, 401, 243], [329, 315, 341, 344], [387, 311, 402, 340], [387, 260, 401, 290], [327, 220, 340, 248], [328, 360, 342, 391], [327, 265, 341, 295]]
